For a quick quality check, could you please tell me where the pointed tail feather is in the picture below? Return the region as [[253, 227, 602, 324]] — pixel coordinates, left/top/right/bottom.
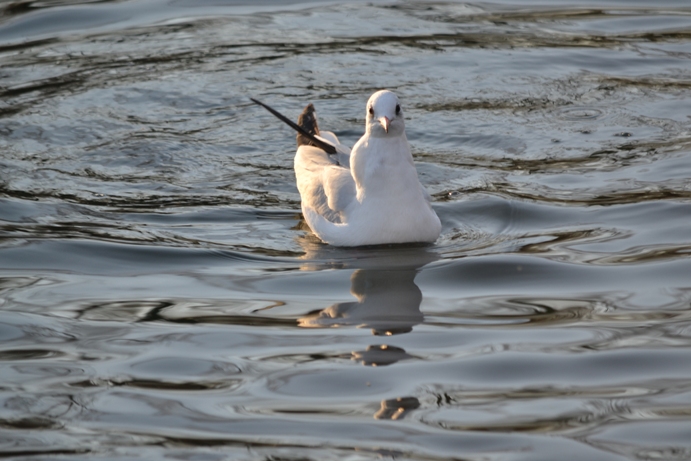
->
[[250, 98, 337, 155]]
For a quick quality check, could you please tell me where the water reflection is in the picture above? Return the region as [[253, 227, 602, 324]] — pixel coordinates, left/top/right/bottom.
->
[[298, 243, 437, 373], [374, 396, 421, 421], [351, 344, 413, 367], [298, 267, 425, 336]]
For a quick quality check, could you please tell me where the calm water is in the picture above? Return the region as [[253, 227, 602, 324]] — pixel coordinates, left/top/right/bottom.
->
[[1, 0, 691, 459]]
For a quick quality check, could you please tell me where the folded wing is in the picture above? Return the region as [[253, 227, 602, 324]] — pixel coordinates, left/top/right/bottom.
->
[[295, 148, 354, 222], [251, 97, 356, 228]]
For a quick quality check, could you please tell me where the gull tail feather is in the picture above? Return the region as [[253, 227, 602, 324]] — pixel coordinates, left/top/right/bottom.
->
[[250, 98, 337, 155]]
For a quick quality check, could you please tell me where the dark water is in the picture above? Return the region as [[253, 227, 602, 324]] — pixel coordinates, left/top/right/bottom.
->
[[2, 0, 691, 459]]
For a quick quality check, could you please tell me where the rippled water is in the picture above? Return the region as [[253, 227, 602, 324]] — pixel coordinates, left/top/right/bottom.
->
[[2, 0, 691, 459]]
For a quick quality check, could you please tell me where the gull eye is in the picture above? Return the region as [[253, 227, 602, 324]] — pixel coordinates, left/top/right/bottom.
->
[[395, 104, 401, 114], [368, 106, 374, 116]]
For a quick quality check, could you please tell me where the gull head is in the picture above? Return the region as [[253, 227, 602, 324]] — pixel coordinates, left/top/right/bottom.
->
[[365, 90, 405, 138]]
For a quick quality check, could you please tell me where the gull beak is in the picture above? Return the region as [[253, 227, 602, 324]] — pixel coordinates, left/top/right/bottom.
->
[[379, 116, 390, 133]]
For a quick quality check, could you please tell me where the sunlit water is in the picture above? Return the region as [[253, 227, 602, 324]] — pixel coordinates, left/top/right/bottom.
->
[[1, 1, 691, 459]]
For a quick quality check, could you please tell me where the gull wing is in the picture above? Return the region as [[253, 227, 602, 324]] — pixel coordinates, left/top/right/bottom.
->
[[295, 145, 355, 224], [251, 97, 356, 223], [317, 132, 351, 168]]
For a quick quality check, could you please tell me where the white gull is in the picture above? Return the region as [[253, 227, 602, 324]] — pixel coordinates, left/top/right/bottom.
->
[[252, 90, 441, 247]]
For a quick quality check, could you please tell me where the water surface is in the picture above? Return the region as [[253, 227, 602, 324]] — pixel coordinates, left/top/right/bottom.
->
[[1, 0, 691, 460]]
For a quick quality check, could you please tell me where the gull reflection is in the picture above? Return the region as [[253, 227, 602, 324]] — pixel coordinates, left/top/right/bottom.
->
[[297, 240, 436, 419], [298, 267, 425, 335], [351, 344, 413, 366], [374, 396, 421, 420], [297, 240, 438, 337]]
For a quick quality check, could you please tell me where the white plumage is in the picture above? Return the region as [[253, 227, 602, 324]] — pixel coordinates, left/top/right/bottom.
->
[[252, 90, 441, 247], [293, 90, 441, 246]]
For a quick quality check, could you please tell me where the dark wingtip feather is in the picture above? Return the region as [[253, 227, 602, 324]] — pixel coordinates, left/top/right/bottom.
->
[[297, 103, 320, 148], [250, 97, 337, 155]]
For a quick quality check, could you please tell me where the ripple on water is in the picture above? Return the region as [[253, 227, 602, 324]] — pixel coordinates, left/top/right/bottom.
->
[[555, 106, 605, 121]]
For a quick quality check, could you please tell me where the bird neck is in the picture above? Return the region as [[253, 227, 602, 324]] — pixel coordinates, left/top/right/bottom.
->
[[351, 134, 416, 197]]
